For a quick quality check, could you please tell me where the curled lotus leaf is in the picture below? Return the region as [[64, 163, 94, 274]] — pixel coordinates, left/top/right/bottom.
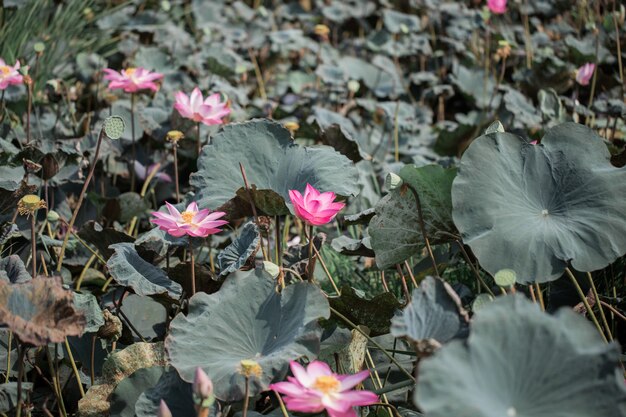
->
[[189, 119, 359, 217], [166, 268, 330, 402], [452, 123, 626, 284], [415, 295, 626, 417], [391, 276, 469, 353], [0, 256, 31, 283], [0, 277, 85, 346], [217, 222, 260, 277]]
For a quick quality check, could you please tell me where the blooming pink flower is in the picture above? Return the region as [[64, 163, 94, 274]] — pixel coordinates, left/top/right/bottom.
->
[[151, 201, 227, 238], [174, 88, 230, 126], [576, 63, 595, 86], [0, 58, 23, 90], [102, 67, 163, 93], [133, 161, 172, 183], [270, 361, 378, 417], [487, 0, 507, 14], [288, 184, 345, 226]]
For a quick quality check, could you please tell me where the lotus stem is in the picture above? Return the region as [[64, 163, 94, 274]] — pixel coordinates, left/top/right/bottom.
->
[[534, 282, 545, 311], [0, 90, 5, 123], [30, 215, 36, 277], [173, 143, 180, 202], [600, 300, 626, 323], [613, 3, 624, 99], [130, 92, 137, 192], [189, 240, 196, 296], [242, 376, 250, 417], [16, 344, 25, 417], [405, 184, 439, 277], [64, 337, 85, 397], [307, 225, 315, 281], [404, 261, 418, 288], [455, 240, 494, 297], [310, 242, 340, 294], [4, 331, 11, 383], [587, 272, 613, 341], [273, 391, 289, 417], [238, 162, 268, 261], [392, 102, 399, 162], [56, 128, 106, 272], [196, 122, 201, 155], [396, 264, 410, 301], [90, 334, 96, 386], [564, 267, 607, 343], [26, 79, 32, 144]]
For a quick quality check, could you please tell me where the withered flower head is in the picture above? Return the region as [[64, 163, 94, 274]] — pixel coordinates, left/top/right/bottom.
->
[[18, 195, 46, 217]]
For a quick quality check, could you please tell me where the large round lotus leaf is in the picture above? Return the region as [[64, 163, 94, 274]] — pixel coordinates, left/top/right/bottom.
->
[[452, 123, 626, 283], [369, 164, 457, 269], [135, 368, 197, 417], [391, 276, 468, 347], [217, 222, 260, 277], [415, 295, 626, 417], [0, 277, 85, 346], [166, 268, 330, 402], [107, 243, 182, 299], [189, 119, 359, 216]]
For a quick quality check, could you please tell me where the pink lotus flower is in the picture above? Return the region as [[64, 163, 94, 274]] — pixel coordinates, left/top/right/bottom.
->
[[0, 58, 23, 90], [133, 161, 172, 183], [174, 88, 230, 126], [193, 367, 214, 400], [487, 0, 507, 14], [270, 361, 378, 417], [288, 184, 345, 226], [151, 201, 227, 238], [158, 400, 172, 417], [576, 63, 595, 86], [102, 67, 163, 93]]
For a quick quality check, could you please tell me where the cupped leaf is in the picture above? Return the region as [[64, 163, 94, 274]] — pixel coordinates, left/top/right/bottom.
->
[[135, 368, 197, 417], [166, 268, 330, 402], [0, 256, 31, 283], [109, 366, 165, 417], [0, 277, 85, 346], [369, 164, 457, 269], [217, 222, 260, 276], [415, 295, 626, 417], [107, 243, 182, 299], [190, 119, 359, 216], [452, 123, 626, 283], [391, 277, 468, 354], [78, 221, 134, 260]]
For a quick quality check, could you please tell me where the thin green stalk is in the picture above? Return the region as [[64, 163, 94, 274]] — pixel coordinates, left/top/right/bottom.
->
[[329, 307, 415, 382], [15, 344, 25, 417], [189, 240, 196, 296], [307, 225, 315, 281], [242, 376, 250, 417], [4, 332, 11, 383], [173, 143, 180, 202], [56, 128, 106, 271], [130, 92, 137, 192], [30, 215, 36, 277], [564, 268, 607, 343], [64, 338, 85, 397], [586, 272, 613, 341]]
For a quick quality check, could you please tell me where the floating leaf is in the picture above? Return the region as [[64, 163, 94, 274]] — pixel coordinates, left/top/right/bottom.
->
[[415, 295, 626, 417], [166, 269, 330, 401], [452, 123, 626, 283], [391, 277, 468, 355], [0, 277, 85, 346], [329, 286, 401, 337], [369, 164, 457, 269], [107, 243, 182, 299], [0, 256, 31, 283], [190, 119, 359, 217], [217, 222, 260, 276]]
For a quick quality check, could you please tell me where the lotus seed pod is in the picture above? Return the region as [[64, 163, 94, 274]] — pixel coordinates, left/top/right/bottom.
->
[[18, 194, 46, 217], [97, 309, 123, 342], [314, 24, 330, 37], [494, 269, 517, 288], [166, 130, 185, 143], [103, 116, 125, 140], [239, 359, 262, 378], [384, 172, 403, 191], [262, 261, 280, 279], [47, 210, 60, 223], [284, 121, 300, 133]]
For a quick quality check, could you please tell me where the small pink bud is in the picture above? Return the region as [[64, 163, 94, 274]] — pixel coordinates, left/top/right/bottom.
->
[[193, 367, 214, 399], [158, 400, 172, 417]]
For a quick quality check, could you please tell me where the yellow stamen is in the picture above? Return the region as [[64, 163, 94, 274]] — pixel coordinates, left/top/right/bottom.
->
[[0, 66, 10, 75], [313, 375, 341, 394], [180, 211, 194, 224], [124, 67, 137, 76]]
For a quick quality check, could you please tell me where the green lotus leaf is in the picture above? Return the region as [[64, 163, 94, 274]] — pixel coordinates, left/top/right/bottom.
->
[[135, 368, 197, 417], [311, 107, 367, 162], [369, 164, 457, 269], [189, 119, 359, 216], [107, 243, 182, 299], [329, 286, 402, 337], [217, 222, 260, 277], [0, 255, 31, 283], [166, 269, 330, 402], [415, 295, 626, 417], [391, 277, 468, 349], [119, 294, 167, 341], [0, 166, 24, 192], [73, 292, 105, 333], [452, 123, 626, 284], [109, 366, 165, 417], [78, 221, 134, 260], [0, 277, 85, 346], [0, 382, 33, 413]]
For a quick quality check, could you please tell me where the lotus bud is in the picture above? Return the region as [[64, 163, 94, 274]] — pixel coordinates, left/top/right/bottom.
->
[[193, 367, 215, 409], [239, 359, 262, 378], [158, 400, 172, 417], [47, 210, 60, 223], [385, 172, 403, 191], [347, 79, 360, 94], [17, 195, 46, 217], [166, 130, 185, 144]]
